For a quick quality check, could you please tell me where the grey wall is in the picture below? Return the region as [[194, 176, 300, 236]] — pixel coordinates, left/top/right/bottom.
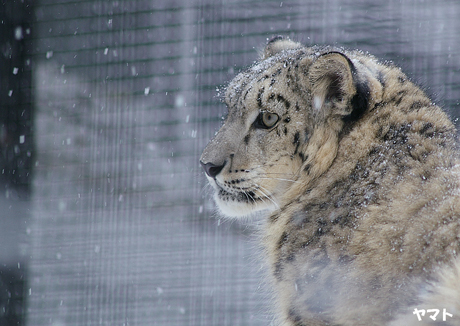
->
[[24, 0, 460, 325]]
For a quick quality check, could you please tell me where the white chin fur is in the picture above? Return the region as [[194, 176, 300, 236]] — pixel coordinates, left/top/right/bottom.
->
[[213, 192, 277, 218]]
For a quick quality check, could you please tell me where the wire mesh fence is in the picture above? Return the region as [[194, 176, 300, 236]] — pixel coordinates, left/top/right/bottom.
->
[[0, 0, 459, 325]]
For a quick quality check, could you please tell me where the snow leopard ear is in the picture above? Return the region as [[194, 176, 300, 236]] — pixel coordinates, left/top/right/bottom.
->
[[308, 52, 369, 121], [261, 36, 302, 59]]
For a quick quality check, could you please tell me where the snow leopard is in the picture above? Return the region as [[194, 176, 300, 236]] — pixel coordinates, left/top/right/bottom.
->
[[200, 36, 460, 326]]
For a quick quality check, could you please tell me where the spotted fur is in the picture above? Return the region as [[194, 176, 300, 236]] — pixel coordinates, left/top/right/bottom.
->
[[200, 37, 460, 325]]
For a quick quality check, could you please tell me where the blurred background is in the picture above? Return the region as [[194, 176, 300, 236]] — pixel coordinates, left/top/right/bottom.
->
[[1, 0, 459, 325]]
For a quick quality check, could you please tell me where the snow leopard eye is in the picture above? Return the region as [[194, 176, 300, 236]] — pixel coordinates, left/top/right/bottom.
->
[[254, 111, 279, 129]]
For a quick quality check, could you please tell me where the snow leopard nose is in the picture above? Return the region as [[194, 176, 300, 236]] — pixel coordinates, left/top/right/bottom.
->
[[200, 161, 225, 179]]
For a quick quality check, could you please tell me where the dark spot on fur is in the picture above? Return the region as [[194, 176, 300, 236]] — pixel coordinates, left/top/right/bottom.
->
[[377, 71, 386, 88], [298, 152, 307, 162], [269, 214, 279, 223], [257, 87, 265, 108], [301, 239, 314, 249], [284, 117, 291, 123], [371, 101, 384, 112], [398, 75, 406, 84], [284, 127, 288, 135], [243, 134, 250, 145], [331, 212, 353, 228], [315, 227, 325, 236], [277, 94, 291, 109], [295, 103, 301, 111], [331, 214, 344, 225], [272, 68, 282, 77], [293, 132, 301, 155], [287, 308, 302, 323], [409, 101, 426, 111], [270, 78, 276, 86], [420, 122, 433, 136], [420, 170, 432, 181], [368, 146, 380, 157], [383, 124, 409, 144], [376, 126, 384, 139], [338, 254, 353, 264], [286, 74, 293, 87], [319, 202, 328, 210], [293, 132, 300, 144], [243, 87, 252, 101], [257, 75, 270, 83], [274, 260, 283, 281], [393, 90, 407, 106], [314, 218, 330, 236], [286, 252, 296, 262], [304, 163, 311, 173], [350, 163, 369, 181], [277, 231, 289, 250]]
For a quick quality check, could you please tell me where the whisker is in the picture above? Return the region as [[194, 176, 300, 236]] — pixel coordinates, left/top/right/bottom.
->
[[200, 182, 214, 196], [256, 176, 302, 184], [255, 184, 280, 210], [250, 166, 300, 177], [260, 172, 299, 177], [243, 189, 257, 204]]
